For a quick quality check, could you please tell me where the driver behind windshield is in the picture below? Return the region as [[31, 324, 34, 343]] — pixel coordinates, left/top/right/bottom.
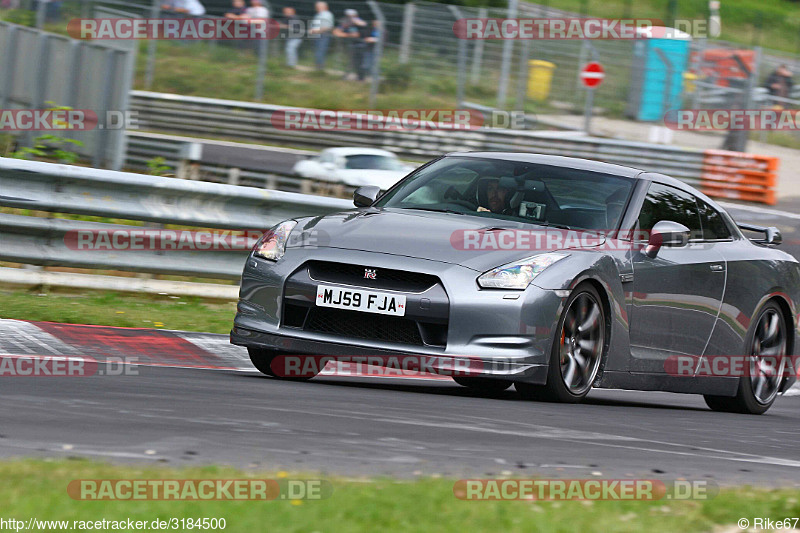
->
[[477, 178, 513, 214]]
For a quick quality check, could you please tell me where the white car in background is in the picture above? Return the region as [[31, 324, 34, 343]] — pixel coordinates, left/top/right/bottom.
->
[[292, 147, 415, 191]]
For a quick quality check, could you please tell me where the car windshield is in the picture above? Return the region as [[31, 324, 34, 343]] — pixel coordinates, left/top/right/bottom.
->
[[344, 154, 405, 171], [374, 156, 635, 231]]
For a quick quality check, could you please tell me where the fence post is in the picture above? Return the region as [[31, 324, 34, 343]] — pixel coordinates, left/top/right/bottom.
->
[[399, 2, 414, 64], [496, 0, 518, 109], [144, 0, 160, 90], [94, 48, 117, 168], [448, 5, 466, 108], [254, 37, 268, 100], [515, 39, 530, 112], [722, 46, 761, 153], [111, 46, 136, 171], [35, 0, 46, 28], [0, 26, 19, 109], [470, 7, 487, 84], [367, 0, 385, 109], [64, 40, 83, 114]]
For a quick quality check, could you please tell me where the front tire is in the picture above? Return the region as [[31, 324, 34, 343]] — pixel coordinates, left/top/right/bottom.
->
[[704, 301, 787, 415], [517, 283, 606, 403]]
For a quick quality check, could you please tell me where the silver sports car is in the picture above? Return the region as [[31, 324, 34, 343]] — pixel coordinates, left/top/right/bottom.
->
[[231, 153, 799, 414]]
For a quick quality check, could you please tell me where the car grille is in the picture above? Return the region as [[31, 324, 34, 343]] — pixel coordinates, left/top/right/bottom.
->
[[307, 261, 438, 292], [304, 307, 424, 346], [282, 302, 448, 348]]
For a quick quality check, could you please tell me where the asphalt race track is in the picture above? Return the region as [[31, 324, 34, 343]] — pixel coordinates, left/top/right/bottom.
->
[[1, 202, 800, 485]]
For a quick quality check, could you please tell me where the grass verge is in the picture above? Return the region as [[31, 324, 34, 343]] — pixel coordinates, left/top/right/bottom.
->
[[0, 288, 236, 333], [1, 459, 799, 533]]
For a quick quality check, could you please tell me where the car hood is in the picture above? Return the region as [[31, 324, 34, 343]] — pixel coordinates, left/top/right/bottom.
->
[[290, 208, 607, 272]]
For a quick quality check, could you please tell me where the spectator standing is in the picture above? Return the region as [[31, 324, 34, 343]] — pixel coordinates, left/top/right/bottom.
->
[[279, 6, 303, 68], [333, 9, 367, 80], [764, 64, 794, 100], [224, 0, 247, 19], [361, 20, 381, 81], [243, 0, 268, 20], [309, 1, 334, 70]]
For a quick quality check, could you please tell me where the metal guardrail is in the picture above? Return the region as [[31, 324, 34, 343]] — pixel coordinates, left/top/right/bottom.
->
[[129, 91, 707, 180], [128, 90, 779, 204], [0, 158, 353, 285]]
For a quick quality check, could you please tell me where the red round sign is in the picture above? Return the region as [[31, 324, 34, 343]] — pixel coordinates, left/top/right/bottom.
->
[[580, 62, 605, 88]]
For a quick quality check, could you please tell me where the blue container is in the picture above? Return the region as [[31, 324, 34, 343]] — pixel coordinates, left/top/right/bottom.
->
[[626, 27, 691, 122]]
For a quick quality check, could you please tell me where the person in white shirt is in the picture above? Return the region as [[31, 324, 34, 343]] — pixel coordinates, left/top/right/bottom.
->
[[161, 0, 206, 17], [243, 0, 268, 19], [310, 1, 334, 70]]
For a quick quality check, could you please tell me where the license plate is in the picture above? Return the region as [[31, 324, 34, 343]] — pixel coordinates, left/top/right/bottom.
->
[[315, 286, 406, 316]]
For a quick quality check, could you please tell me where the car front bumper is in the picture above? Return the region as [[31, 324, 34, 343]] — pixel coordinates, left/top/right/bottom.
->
[[230, 247, 567, 384]]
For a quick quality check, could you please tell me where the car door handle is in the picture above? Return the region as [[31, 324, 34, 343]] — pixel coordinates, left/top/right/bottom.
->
[[709, 264, 725, 272]]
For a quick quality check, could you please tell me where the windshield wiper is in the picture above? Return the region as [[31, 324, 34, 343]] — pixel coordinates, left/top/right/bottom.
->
[[402, 207, 466, 215], [532, 221, 573, 230]]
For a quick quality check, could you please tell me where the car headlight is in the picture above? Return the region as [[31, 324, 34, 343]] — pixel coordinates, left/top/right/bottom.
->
[[478, 252, 569, 289], [253, 220, 297, 262]]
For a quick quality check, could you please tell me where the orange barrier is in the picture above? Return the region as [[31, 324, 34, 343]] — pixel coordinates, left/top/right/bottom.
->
[[700, 150, 779, 205]]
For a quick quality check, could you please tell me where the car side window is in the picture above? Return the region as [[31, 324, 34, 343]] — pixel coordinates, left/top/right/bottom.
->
[[696, 198, 732, 240], [638, 182, 702, 238]]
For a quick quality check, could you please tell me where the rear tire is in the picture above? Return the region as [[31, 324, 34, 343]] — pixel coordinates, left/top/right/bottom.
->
[[704, 301, 787, 415], [517, 282, 606, 403], [247, 348, 319, 380], [452, 376, 512, 393]]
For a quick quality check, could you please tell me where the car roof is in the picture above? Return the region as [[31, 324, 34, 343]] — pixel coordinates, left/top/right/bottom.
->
[[322, 147, 397, 157], [445, 152, 645, 179]]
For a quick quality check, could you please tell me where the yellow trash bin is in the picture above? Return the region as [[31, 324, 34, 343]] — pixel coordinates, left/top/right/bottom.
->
[[683, 72, 698, 94], [527, 60, 556, 102]]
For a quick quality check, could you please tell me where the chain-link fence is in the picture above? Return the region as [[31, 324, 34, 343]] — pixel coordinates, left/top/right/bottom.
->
[[3, 0, 800, 149]]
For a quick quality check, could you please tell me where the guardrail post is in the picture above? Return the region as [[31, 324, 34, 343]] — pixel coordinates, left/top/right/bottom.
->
[[399, 2, 414, 64], [228, 167, 241, 185]]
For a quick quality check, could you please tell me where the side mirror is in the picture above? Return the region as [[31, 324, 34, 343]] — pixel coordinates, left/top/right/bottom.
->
[[645, 220, 691, 258], [353, 186, 381, 207], [765, 227, 782, 245]]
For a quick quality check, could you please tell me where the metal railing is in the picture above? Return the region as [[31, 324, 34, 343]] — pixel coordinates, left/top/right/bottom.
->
[[0, 157, 352, 289], [128, 90, 707, 181]]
